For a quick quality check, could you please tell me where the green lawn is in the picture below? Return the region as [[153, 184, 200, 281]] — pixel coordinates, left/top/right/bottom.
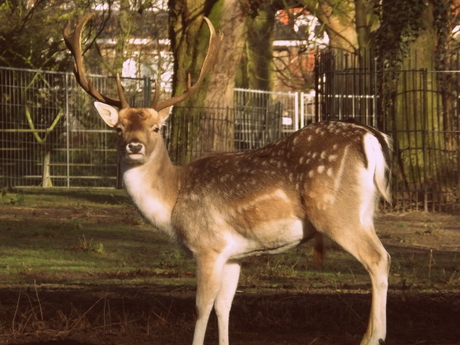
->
[[1, 188, 458, 292]]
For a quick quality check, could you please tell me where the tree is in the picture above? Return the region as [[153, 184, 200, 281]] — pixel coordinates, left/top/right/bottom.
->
[[301, 0, 358, 52], [0, 0, 100, 70], [374, 0, 452, 193], [168, 0, 249, 163], [239, 2, 276, 91]]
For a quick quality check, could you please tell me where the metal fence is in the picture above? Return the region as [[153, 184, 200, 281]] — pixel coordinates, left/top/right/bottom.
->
[[0, 67, 149, 188], [315, 50, 460, 212], [1, 63, 459, 212], [0, 67, 302, 189]]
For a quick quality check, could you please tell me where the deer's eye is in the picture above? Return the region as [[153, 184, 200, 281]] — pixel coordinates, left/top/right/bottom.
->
[[115, 127, 123, 135], [152, 126, 160, 133]]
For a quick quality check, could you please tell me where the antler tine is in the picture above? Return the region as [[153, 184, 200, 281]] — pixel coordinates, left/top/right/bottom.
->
[[152, 17, 223, 111], [63, 13, 129, 109]]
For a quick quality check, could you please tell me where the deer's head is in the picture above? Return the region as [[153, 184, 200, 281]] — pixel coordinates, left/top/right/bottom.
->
[[94, 103, 171, 164], [63, 13, 222, 165]]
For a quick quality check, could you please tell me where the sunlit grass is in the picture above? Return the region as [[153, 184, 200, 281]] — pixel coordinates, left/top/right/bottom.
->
[[0, 188, 458, 293]]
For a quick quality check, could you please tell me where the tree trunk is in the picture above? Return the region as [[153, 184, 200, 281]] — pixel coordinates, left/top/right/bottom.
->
[[241, 3, 276, 91], [394, 2, 442, 191], [113, 0, 131, 75], [42, 145, 52, 188], [354, 0, 371, 50], [169, 0, 248, 164]]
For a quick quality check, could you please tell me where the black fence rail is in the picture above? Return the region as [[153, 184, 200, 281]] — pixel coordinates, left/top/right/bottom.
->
[[0, 67, 286, 189], [1, 61, 459, 211], [315, 49, 459, 212]]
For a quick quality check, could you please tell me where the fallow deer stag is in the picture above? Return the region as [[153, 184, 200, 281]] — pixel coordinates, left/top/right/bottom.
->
[[64, 13, 391, 345]]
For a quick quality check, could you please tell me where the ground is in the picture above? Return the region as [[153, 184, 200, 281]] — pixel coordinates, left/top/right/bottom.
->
[[375, 212, 460, 252], [0, 198, 459, 345]]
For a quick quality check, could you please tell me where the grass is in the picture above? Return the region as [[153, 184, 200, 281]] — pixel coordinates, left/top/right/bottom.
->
[[0, 188, 459, 344], [1, 188, 459, 290], [0, 188, 196, 287]]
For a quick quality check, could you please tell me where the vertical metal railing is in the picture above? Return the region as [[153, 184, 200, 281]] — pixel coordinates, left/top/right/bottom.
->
[[1, 65, 458, 211]]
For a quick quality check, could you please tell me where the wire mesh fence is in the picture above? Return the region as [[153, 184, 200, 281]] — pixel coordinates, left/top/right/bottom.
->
[[1, 63, 459, 211], [0, 67, 298, 189], [0, 67, 148, 188]]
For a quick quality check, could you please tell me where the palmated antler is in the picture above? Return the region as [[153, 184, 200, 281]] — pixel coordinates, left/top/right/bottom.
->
[[151, 17, 223, 111], [63, 13, 130, 109]]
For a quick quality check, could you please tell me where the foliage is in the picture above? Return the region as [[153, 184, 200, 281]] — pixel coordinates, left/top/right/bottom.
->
[[0, 0, 170, 78], [374, 0, 452, 69], [0, 0, 89, 70]]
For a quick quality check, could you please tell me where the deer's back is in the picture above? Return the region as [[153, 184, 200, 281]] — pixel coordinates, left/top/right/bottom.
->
[[170, 121, 382, 257]]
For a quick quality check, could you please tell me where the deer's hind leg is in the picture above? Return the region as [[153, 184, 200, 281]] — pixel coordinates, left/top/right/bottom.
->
[[320, 216, 390, 345]]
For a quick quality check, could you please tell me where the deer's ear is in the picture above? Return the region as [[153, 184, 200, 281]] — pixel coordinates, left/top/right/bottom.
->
[[94, 102, 119, 127], [158, 106, 172, 123]]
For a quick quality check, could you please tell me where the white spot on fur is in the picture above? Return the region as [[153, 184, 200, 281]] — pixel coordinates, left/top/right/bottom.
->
[[328, 154, 338, 162], [323, 194, 335, 205], [332, 146, 349, 198], [317, 165, 325, 174]]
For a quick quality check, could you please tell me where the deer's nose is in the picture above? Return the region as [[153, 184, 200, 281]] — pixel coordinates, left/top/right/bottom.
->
[[128, 142, 143, 154]]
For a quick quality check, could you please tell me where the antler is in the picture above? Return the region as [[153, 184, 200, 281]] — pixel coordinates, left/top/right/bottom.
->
[[63, 13, 130, 109], [151, 17, 223, 111]]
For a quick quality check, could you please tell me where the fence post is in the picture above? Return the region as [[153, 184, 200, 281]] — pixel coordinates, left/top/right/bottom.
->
[[373, 57, 378, 128], [65, 72, 70, 188], [300, 92, 305, 127], [143, 77, 152, 107], [294, 92, 299, 131], [314, 50, 320, 123], [422, 68, 428, 212]]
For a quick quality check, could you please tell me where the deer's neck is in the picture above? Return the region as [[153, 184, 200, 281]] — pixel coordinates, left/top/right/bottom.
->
[[121, 148, 181, 240]]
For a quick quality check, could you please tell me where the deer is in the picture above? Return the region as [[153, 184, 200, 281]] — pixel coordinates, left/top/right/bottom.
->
[[64, 13, 392, 345]]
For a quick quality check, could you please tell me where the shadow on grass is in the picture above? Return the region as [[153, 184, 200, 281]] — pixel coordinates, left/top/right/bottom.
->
[[0, 283, 459, 345], [10, 339, 93, 345]]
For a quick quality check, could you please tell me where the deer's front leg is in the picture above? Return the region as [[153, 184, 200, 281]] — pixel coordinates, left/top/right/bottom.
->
[[192, 252, 230, 345], [215, 261, 241, 345]]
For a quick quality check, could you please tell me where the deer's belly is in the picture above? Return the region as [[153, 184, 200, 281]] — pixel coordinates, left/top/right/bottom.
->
[[226, 218, 305, 259]]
